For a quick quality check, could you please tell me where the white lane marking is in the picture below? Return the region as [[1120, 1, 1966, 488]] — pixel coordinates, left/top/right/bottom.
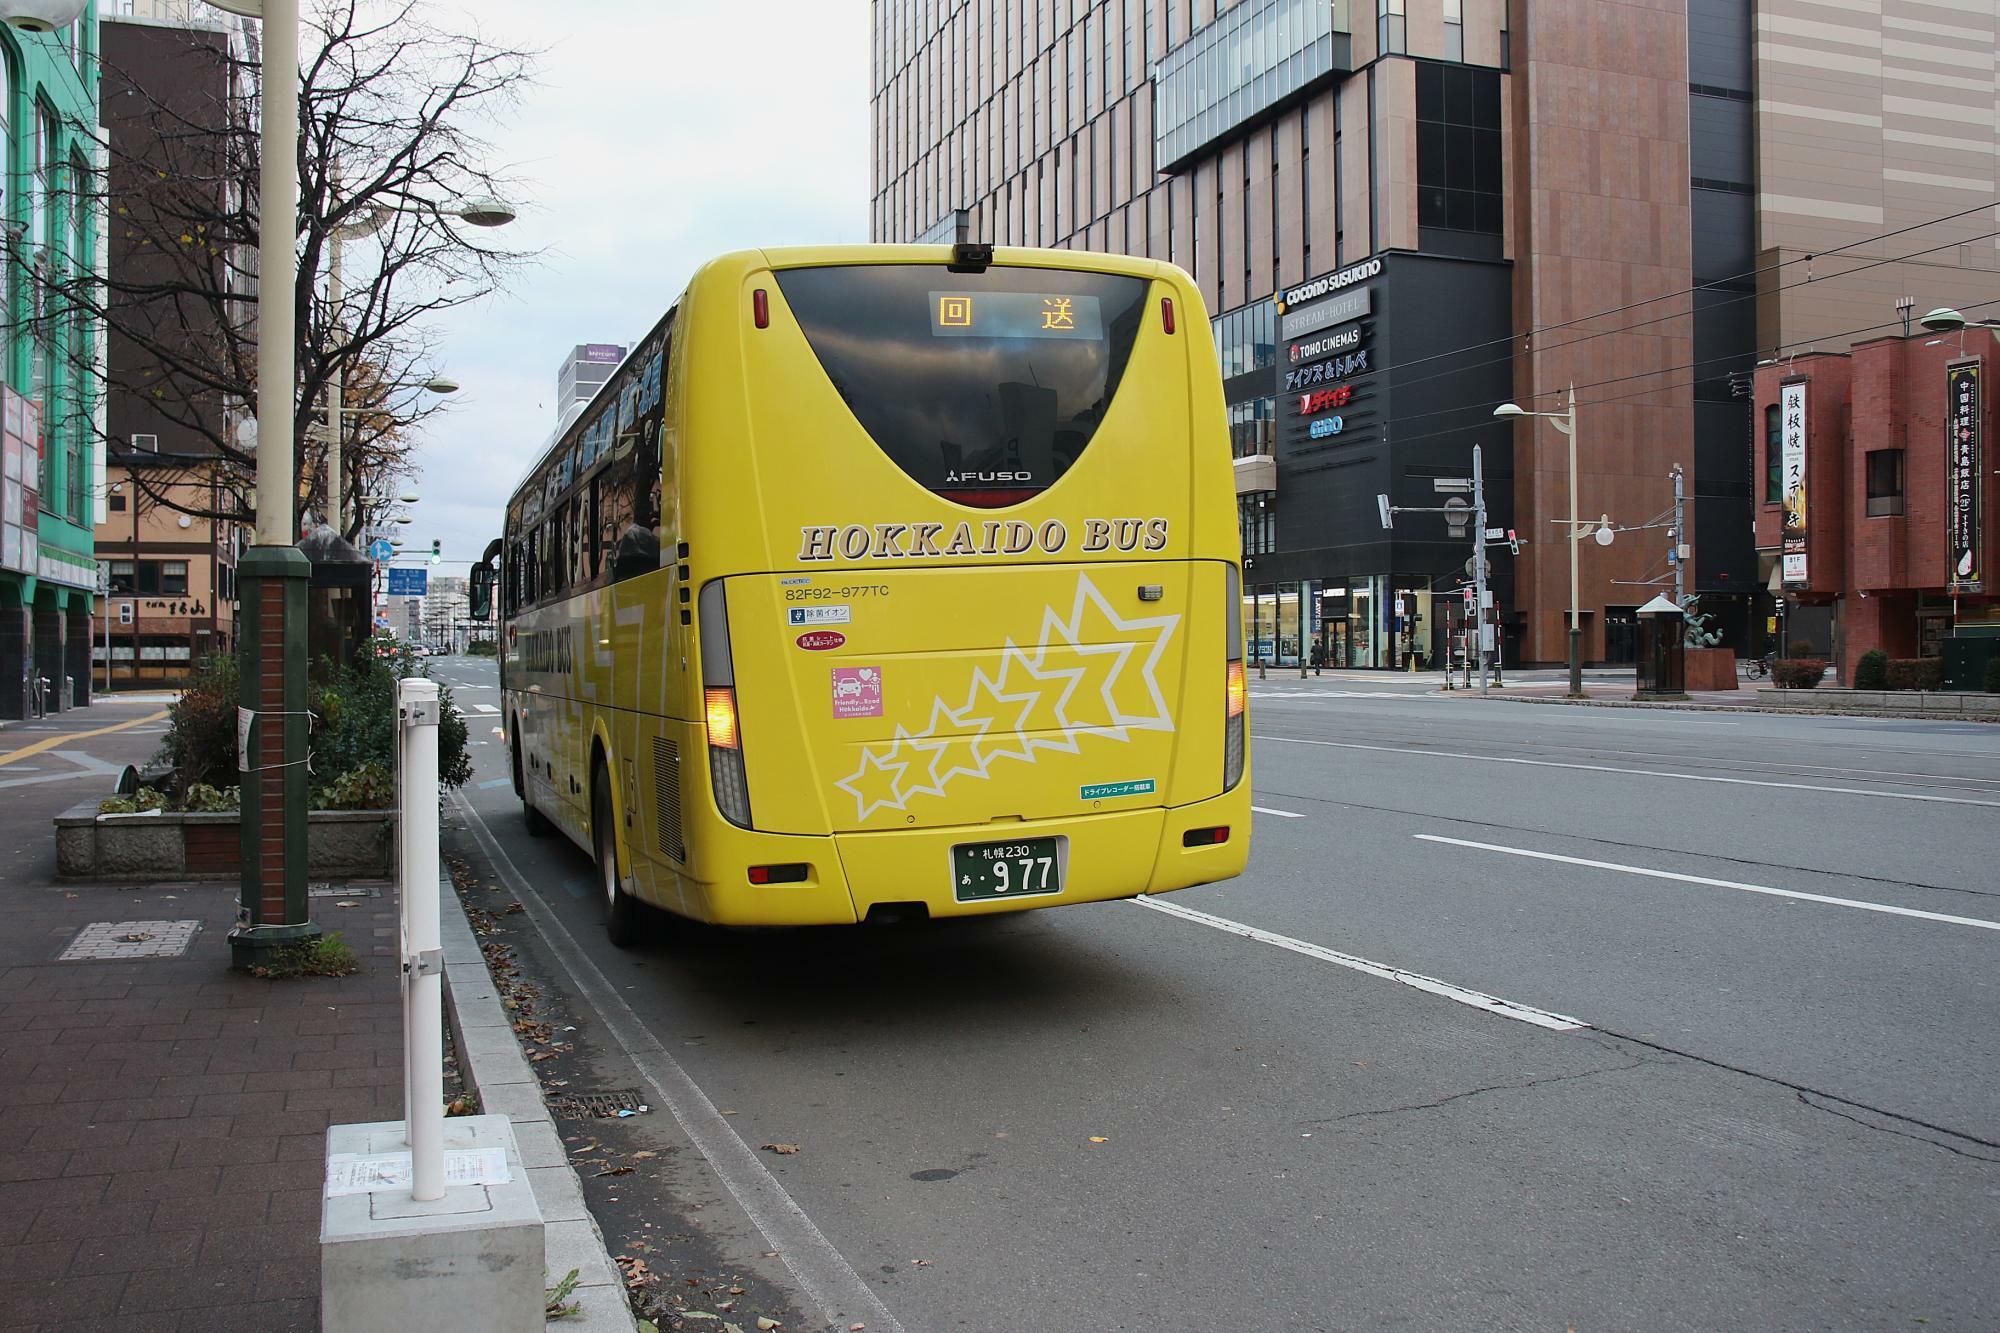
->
[[1415, 834, 2000, 934], [471, 702, 501, 714], [1255, 735, 2000, 808], [449, 791, 906, 1333], [1250, 805, 1305, 818], [1130, 895, 1588, 1031]]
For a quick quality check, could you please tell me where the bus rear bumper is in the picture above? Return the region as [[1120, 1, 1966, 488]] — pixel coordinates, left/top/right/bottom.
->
[[684, 790, 1249, 925]]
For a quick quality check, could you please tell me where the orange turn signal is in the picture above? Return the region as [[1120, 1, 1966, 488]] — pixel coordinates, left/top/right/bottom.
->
[[1226, 660, 1246, 718], [704, 687, 740, 749]]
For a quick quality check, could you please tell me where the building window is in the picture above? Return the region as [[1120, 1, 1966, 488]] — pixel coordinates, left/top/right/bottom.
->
[[1444, 0, 1463, 62], [1865, 449, 1904, 517], [1238, 495, 1276, 556], [109, 560, 135, 595], [108, 492, 125, 512], [1150, 0, 1346, 173], [1416, 62, 1502, 236], [160, 561, 190, 596], [1764, 404, 1782, 501], [1377, 0, 1405, 55]]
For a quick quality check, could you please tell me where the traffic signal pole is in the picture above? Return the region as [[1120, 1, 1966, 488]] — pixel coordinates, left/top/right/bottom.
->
[[1472, 445, 1489, 698]]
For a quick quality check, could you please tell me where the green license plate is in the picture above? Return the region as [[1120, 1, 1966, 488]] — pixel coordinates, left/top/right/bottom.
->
[[952, 837, 1063, 902]]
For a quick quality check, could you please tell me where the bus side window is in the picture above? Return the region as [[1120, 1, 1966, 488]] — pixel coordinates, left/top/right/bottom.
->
[[542, 508, 564, 600], [587, 475, 604, 584], [568, 493, 586, 590]]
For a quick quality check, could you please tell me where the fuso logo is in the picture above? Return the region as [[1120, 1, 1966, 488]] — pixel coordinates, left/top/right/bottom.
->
[[1298, 385, 1354, 415], [796, 630, 847, 651]]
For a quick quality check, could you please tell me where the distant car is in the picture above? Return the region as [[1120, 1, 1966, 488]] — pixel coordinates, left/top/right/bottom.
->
[[408, 642, 430, 657]]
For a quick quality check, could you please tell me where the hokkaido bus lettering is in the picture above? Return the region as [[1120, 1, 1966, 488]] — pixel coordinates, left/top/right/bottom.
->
[[798, 517, 1168, 561], [517, 626, 572, 675]]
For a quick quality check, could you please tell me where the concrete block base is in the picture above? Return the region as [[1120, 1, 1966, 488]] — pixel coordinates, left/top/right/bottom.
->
[[321, 1115, 545, 1333]]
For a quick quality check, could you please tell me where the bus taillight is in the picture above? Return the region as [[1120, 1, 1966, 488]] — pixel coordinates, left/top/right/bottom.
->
[[1224, 564, 1245, 791], [704, 688, 740, 750], [699, 580, 754, 828]]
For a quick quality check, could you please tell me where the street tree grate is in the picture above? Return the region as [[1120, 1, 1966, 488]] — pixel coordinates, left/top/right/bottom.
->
[[60, 920, 201, 961], [549, 1090, 645, 1119]]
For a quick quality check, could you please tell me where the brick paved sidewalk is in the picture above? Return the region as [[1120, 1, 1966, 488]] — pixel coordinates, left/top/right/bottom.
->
[[0, 880, 401, 1332]]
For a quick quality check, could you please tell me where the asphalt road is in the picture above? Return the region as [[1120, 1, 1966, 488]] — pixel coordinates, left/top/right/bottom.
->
[[431, 653, 2000, 1332]]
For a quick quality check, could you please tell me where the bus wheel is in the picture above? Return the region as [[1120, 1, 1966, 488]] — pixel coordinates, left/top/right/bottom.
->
[[593, 762, 640, 948], [515, 735, 550, 838]]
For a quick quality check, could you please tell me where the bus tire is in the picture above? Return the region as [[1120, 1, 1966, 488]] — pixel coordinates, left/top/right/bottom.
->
[[514, 735, 550, 838], [593, 761, 640, 948]]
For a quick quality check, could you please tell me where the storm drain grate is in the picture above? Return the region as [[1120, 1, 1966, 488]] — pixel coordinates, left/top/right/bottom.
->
[[309, 883, 382, 899], [60, 920, 201, 961], [549, 1090, 646, 1119]]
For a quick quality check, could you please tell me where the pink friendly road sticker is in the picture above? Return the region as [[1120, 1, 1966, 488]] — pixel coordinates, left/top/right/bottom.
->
[[831, 666, 883, 719]]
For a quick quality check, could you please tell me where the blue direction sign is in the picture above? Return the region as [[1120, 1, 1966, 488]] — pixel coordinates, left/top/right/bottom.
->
[[387, 566, 428, 597], [368, 538, 394, 562]]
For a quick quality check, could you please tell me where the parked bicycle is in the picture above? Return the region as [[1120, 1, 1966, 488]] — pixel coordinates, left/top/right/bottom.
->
[[1740, 653, 1772, 680]]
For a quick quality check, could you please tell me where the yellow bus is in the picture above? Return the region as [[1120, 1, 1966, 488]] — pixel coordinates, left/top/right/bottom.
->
[[474, 244, 1249, 943]]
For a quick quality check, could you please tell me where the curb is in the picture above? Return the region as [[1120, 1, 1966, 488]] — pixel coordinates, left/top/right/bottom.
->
[[436, 872, 636, 1332], [1429, 691, 1758, 713]]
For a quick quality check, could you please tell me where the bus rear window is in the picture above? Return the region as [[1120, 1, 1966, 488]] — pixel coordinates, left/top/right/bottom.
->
[[775, 264, 1148, 507]]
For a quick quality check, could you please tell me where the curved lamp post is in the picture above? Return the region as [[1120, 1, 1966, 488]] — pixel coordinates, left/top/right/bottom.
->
[[0, 0, 87, 32], [1495, 385, 1586, 697]]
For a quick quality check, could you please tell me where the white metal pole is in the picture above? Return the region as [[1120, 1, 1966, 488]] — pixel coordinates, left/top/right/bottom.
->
[[255, 0, 298, 545], [1672, 462, 1686, 609], [399, 677, 445, 1201]]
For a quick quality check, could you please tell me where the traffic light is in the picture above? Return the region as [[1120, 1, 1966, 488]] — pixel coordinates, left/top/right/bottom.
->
[[429, 539, 441, 565]]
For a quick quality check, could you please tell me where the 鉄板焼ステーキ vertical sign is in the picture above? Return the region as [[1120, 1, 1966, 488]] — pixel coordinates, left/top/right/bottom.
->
[[1781, 380, 1808, 585], [1947, 363, 1983, 594]]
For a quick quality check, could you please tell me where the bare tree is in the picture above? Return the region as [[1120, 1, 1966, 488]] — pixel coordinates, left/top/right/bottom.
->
[[15, 0, 535, 540]]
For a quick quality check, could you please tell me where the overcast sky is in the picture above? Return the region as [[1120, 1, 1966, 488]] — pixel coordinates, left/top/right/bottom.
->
[[404, 0, 869, 577]]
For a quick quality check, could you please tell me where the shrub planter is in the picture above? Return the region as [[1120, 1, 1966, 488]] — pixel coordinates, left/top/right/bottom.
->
[[55, 803, 396, 881], [1756, 689, 2000, 720], [1683, 647, 1739, 692]]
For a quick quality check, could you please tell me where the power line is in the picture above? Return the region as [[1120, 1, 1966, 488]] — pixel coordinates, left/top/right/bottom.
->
[[1375, 227, 2000, 409], [1326, 198, 2000, 388]]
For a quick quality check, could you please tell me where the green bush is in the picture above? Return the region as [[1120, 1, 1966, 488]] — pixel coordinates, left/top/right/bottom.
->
[[466, 638, 498, 657], [99, 787, 167, 815], [317, 763, 396, 811], [181, 783, 240, 812], [153, 636, 472, 809], [1883, 658, 1943, 691], [1786, 640, 1818, 658], [1987, 655, 2000, 694], [310, 637, 473, 800], [1773, 659, 1826, 689], [1853, 650, 1889, 690], [158, 654, 241, 797]]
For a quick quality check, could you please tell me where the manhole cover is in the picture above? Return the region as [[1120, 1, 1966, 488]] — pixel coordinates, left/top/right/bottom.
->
[[549, 1090, 646, 1119], [61, 920, 201, 961]]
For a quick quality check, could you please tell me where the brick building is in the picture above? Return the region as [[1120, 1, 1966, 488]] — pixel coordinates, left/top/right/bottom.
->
[[1754, 328, 1998, 684]]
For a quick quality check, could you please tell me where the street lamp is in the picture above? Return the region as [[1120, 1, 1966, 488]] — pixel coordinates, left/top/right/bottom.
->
[[1495, 384, 1586, 698], [321, 182, 510, 533]]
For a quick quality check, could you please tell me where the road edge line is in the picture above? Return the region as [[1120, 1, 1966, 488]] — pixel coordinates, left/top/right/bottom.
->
[[448, 789, 907, 1333]]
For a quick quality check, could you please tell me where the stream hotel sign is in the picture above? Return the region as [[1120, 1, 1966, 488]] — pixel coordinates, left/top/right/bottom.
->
[[1780, 380, 1808, 585], [1947, 363, 1982, 594]]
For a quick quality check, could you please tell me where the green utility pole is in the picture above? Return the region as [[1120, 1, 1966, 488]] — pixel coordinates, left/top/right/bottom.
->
[[227, 0, 319, 969]]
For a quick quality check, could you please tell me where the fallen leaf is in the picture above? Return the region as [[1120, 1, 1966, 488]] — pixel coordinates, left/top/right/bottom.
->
[[757, 1319, 781, 1331], [762, 1251, 779, 1259], [727, 1286, 744, 1295], [630, 1150, 659, 1161], [596, 1165, 634, 1177], [530, 1051, 557, 1062], [503, 902, 524, 914], [851, 1325, 868, 1331], [334, 900, 358, 908], [761, 1143, 800, 1155], [910, 1258, 932, 1267], [1088, 1136, 1108, 1144]]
